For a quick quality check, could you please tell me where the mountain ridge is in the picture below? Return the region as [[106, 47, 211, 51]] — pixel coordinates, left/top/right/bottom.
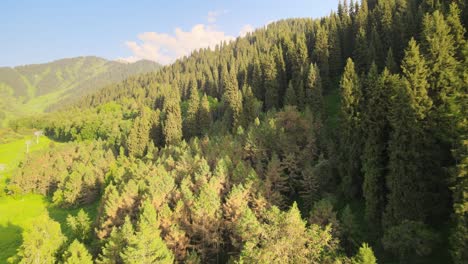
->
[[0, 56, 161, 126]]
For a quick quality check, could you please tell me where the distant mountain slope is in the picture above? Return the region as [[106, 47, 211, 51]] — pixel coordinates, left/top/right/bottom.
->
[[0, 56, 161, 126], [0, 56, 161, 99]]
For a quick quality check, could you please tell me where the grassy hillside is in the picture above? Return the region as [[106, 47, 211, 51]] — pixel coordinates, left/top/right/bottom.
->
[[0, 57, 161, 126]]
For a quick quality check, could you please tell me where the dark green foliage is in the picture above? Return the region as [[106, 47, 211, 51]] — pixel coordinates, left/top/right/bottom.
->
[[163, 96, 183, 145], [383, 220, 438, 261], [338, 58, 363, 199], [305, 63, 323, 116], [284, 81, 297, 106], [127, 108, 152, 158], [185, 84, 200, 138], [361, 67, 393, 232], [197, 93, 212, 136]]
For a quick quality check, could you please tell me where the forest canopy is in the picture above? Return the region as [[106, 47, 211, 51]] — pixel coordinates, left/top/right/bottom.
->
[[2, 0, 467, 263]]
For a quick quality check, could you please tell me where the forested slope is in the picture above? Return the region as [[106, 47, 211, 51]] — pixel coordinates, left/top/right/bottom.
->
[[4, 0, 467, 263], [0, 56, 161, 126]]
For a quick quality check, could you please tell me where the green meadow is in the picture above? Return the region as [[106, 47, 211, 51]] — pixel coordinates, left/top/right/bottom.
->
[[0, 131, 97, 263]]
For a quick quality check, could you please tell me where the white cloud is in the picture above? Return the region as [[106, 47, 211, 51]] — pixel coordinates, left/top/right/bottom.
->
[[239, 24, 255, 37], [120, 10, 256, 65], [121, 24, 235, 65]]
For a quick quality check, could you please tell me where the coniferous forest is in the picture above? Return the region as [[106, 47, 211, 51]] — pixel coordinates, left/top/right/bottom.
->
[[1, 0, 467, 263]]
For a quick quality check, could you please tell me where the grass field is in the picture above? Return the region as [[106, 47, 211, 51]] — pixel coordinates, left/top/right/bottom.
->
[[0, 195, 98, 263], [0, 131, 99, 263], [0, 132, 53, 190]]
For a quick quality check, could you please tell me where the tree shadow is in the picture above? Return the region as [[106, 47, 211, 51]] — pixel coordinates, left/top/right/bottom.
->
[[0, 222, 23, 263]]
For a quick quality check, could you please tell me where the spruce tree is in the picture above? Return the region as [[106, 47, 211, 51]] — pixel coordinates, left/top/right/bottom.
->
[[353, 27, 371, 73], [242, 85, 260, 126], [262, 52, 279, 110], [127, 108, 151, 158], [305, 63, 323, 116], [163, 96, 183, 145], [222, 64, 243, 131], [339, 58, 363, 199], [352, 243, 377, 264], [185, 85, 200, 138], [284, 81, 297, 107], [383, 75, 431, 228], [121, 200, 174, 263], [361, 66, 392, 232], [62, 240, 93, 264], [197, 93, 212, 136], [313, 25, 330, 89], [401, 38, 432, 120]]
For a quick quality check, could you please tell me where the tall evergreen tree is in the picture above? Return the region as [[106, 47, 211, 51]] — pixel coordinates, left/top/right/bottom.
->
[[383, 73, 431, 228], [222, 65, 243, 131], [401, 38, 432, 119], [262, 52, 279, 110], [305, 63, 323, 116], [185, 85, 200, 138], [121, 200, 174, 264], [197, 93, 212, 136], [314, 24, 330, 89], [127, 108, 151, 158], [163, 96, 183, 145], [284, 81, 297, 107], [62, 240, 93, 264], [361, 66, 392, 232], [339, 58, 363, 199]]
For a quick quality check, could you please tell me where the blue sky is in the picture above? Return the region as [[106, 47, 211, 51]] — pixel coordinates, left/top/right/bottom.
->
[[0, 0, 340, 67]]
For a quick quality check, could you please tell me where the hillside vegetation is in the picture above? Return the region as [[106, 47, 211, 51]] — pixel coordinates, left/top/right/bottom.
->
[[2, 0, 467, 263], [0, 57, 161, 126]]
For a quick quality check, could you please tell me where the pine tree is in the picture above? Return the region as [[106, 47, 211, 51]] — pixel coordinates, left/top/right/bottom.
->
[[127, 108, 151, 157], [328, 14, 344, 79], [422, 10, 462, 144], [401, 38, 432, 120], [385, 48, 398, 73], [242, 85, 260, 126], [222, 64, 243, 131], [339, 58, 363, 199], [284, 81, 297, 107], [197, 93, 212, 136], [185, 85, 200, 138], [362, 66, 391, 232], [62, 240, 93, 264], [97, 228, 124, 264], [450, 137, 468, 263], [446, 3, 466, 58], [305, 63, 323, 116], [121, 200, 174, 264], [352, 243, 377, 264], [272, 45, 287, 102], [66, 209, 92, 242], [264, 154, 288, 207], [163, 96, 183, 145], [383, 76, 431, 228], [353, 27, 371, 73], [262, 52, 279, 110], [313, 25, 330, 89]]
